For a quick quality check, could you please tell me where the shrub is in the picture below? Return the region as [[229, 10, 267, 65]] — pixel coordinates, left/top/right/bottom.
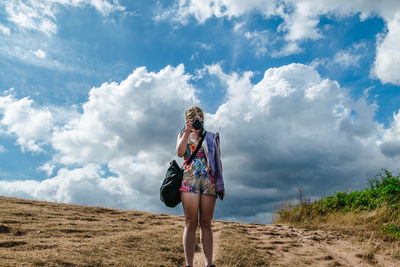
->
[[274, 169, 400, 239], [380, 223, 400, 240]]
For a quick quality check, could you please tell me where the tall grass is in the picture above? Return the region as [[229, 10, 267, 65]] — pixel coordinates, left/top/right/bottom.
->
[[274, 169, 400, 240]]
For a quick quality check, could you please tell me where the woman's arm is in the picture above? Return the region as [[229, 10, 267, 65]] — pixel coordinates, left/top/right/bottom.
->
[[176, 119, 193, 157], [176, 131, 190, 157]]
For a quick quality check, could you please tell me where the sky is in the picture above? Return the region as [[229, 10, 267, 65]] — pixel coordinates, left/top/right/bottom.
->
[[0, 0, 400, 224]]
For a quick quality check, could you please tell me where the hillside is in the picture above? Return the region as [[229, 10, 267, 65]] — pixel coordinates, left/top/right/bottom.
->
[[1, 194, 400, 266], [274, 169, 400, 266]]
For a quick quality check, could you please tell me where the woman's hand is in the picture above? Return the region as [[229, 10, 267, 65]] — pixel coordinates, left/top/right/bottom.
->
[[185, 119, 193, 134], [176, 119, 193, 157], [217, 190, 225, 200]]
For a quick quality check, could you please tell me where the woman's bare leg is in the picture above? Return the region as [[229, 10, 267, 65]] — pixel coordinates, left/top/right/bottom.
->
[[199, 194, 217, 267], [181, 191, 200, 267]]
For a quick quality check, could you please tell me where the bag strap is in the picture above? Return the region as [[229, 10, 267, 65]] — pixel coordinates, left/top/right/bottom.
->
[[182, 130, 207, 169]]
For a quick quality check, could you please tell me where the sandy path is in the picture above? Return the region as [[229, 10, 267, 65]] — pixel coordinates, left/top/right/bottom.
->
[[244, 224, 400, 267], [192, 226, 221, 267], [188, 222, 400, 267]]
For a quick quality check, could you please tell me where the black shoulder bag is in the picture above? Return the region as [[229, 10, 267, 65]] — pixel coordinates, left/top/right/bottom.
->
[[160, 131, 207, 208]]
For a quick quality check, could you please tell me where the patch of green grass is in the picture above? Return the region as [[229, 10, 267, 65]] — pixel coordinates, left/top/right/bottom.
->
[[274, 169, 400, 239], [314, 169, 400, 214], [380, 223, 400, 240]]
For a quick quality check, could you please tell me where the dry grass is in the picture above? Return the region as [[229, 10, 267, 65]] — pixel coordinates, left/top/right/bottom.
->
[[213, 223, 270, 267], [5, 194, 399, 266], [0, 195, 275, 267], [0, 195, 187, 266]]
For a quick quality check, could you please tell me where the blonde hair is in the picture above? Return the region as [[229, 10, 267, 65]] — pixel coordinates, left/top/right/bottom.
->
[[185, 105, 204, 121]]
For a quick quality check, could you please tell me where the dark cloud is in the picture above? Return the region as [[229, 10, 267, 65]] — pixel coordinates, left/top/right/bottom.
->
[[1, 63, 400, 224], [204, 63, 400, 223], [380, 140, 400, 158]]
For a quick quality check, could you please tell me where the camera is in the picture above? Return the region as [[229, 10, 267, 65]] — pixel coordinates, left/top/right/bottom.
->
[[192, 118, 203, 130]]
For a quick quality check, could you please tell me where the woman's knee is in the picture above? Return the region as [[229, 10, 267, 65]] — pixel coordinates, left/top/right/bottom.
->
[[199, 218, 212, 230], [185, 218, 198, 230]]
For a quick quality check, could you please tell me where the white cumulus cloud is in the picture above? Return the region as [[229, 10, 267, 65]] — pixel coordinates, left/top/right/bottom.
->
[[202, 62, 398, 221], [373, 12, 400, 85], [0, 164, 136, 209], [0, 64, 199, 215], [0, 92, 53, 152], [164, 0, 276, 24], [1, 63, 400, 223], [159, 0, 400, 84], [38, 162, 55, 176], [51, 64, 197, 165]]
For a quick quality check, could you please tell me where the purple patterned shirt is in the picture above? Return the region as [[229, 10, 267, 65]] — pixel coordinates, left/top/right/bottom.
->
[[204, 131, 225, 191]]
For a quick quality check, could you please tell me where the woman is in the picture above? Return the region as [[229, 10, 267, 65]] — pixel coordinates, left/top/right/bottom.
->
[[176, 105, 225, 267]]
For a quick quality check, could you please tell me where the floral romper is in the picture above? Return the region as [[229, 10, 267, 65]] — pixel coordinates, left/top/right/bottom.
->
[[179, 132, 217, 196]]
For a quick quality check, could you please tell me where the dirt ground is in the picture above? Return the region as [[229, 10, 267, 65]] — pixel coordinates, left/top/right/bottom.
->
[[1, 195, 399, 267], [193, 222, 400, 267]]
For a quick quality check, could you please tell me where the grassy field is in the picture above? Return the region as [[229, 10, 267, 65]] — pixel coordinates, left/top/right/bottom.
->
[[0, 195, 270, 266], [2, 169, 400, 266], [274, 169, 400, 260]]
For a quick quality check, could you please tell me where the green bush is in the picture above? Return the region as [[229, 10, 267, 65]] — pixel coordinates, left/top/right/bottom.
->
[[274, 169, 400, 238], [380, 223, 400, 240], [311, 169, 400, 215]]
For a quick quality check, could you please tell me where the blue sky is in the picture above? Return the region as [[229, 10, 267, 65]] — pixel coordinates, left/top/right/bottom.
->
[[1, 0, 400, 224]]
